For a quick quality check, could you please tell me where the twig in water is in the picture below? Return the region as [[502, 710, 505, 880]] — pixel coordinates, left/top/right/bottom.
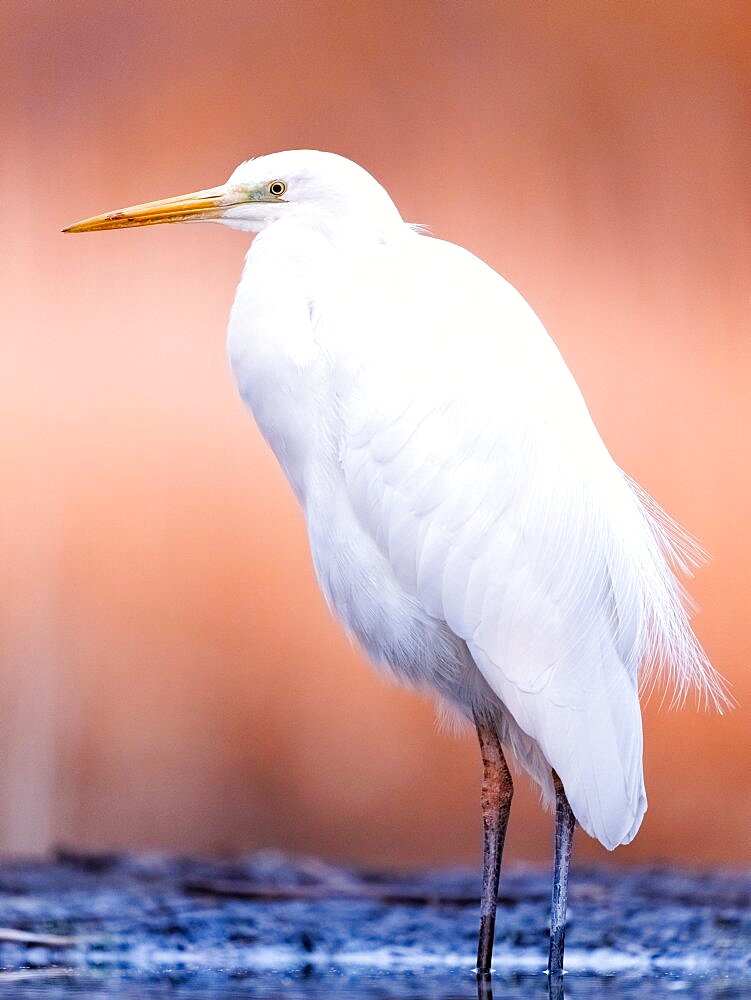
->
[[184, 878, 485, 906], [0, 928, 76, 947], [0, 967, 73, 982]]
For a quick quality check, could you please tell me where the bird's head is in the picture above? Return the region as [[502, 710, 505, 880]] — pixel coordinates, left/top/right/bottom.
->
[[63, 150, 401, 236]]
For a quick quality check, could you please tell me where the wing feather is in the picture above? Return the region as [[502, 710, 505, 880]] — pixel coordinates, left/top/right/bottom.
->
[[336, 234, 725, 847]]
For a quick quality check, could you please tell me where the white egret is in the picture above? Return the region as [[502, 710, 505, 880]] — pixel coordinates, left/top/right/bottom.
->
[[64, 150, 726, 976]]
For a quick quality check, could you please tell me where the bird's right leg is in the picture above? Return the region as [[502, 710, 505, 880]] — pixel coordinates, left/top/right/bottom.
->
[[474, 714, 514, 975]]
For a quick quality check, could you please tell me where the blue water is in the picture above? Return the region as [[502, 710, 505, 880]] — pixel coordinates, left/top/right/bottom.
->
[[1, 970, 748, 999], [1, 855, 748, 999]]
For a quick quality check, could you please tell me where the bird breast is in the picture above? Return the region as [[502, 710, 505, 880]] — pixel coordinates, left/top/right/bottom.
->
[[226, 224, 477, 700]]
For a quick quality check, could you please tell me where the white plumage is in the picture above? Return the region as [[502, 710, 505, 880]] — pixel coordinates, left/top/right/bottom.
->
[[223, 151, 723, 850], [65, 149, 727, 971]]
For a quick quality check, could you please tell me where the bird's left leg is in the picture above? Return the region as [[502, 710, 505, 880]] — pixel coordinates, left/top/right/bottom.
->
[[474, 714, 513, 975], [547, 770, 576, 977]]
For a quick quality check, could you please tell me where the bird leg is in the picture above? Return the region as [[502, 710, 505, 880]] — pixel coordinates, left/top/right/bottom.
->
[[476, 971, 494, 1000], [474, 715, 513, 975], [547, 770, 576, 977], [547, 973, 565, 1000]]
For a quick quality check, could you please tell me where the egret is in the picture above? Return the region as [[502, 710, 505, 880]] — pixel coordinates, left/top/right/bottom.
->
[[64, 150, 726, 976]]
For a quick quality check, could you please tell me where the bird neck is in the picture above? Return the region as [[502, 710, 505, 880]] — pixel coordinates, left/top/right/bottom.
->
[[226, 217, 354, 500], [228, 213, 412, 494], [258, 206, 405, 256]]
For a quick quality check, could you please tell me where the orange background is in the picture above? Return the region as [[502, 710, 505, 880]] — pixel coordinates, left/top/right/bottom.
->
[[1, 1, 749, 866]]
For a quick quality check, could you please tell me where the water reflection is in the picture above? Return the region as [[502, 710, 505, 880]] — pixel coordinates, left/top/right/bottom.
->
[[0, 969, 747, 1000]]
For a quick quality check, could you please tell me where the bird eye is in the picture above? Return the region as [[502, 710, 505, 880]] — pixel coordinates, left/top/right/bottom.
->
[[268, 180, 287, 198]]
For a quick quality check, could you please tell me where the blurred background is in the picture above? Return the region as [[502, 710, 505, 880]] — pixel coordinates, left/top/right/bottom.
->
[[1, 0, 749, 867]]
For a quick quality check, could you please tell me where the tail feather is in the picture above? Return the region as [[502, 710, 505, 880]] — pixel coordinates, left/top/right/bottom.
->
[[623, 475, 731, 712]]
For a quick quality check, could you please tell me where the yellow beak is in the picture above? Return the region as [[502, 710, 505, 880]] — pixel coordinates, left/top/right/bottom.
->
[[63, 185, 238, 233]]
